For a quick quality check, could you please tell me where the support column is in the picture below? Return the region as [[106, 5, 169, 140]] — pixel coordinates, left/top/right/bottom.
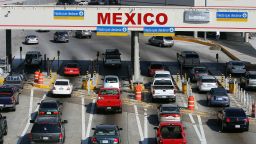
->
[[131, 31, 135, 72], [245, 32, 250, 42], [6, 29, 12, 73], [204, 32, 207, 40], [193, 31, 198, 38], [132, 31, 140, 82]]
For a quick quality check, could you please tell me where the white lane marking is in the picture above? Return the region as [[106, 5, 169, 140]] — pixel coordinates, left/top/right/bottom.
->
[[143, 109, 148, 144], [134, 105, 144, 141], [81, 97, 86, 140], [85, 99, 95, 138], [20, 91, 46, 137], [189, 114, 202, 140], [197, 115, 207, 144]]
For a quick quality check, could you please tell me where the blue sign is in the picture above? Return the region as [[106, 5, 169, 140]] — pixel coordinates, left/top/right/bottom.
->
[[144, 27, 175, 36], [53, 10, 84, 20], [216, 12, 248, 22], [96, 26, 128, 36]]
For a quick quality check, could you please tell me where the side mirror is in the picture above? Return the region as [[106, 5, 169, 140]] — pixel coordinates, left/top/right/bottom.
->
[[119, 128, 123, 131], [30, 120, 35, 123], [92, 128, 96, 130], [2, 116, 6, 119], [62, 120, 68, 124]]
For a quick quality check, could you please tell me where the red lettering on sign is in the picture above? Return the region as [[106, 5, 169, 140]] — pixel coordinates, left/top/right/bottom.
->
[[144, 13, 154, 25], [137, 13, 142, 25], [98, 13, 111, 24], [125, 13, 136, 25], [156, 13, 168, 25], [113, 13, 122, 25]]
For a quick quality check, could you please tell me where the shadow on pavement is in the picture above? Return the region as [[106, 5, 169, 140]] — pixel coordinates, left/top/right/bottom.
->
[[206, 118, 220, 132], [147, 114, 159, 126]]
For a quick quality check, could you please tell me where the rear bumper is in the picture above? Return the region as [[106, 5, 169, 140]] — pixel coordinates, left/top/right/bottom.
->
[[224, 122, 249, 130], [152, 95, 176, 99], [210, 101, 229, 106], [0, 103, 15, 109], [52, 90, 72, 95], [96, 101, 122, 111]]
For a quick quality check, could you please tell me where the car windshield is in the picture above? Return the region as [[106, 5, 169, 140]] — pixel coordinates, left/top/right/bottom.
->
[[105, 78, 118, 83], [106, 55, 120, 59], [232, 62, 244, 66], [249, 74, 256, 79], [151, 64, 163, 69], [0, 88, 13, 96], [55, 81, 69, 85], [202, 79, 216, 83], [100, 89, 119, 95], [160, 125, 183, 139], [155, 74, 170, 78], [66, 64, 78, 68], [212, 89, 227, 95], [186, 54, 199, 58], [161, 106, 179, 112], [40, 102, 58, 108], [226, 109, 246, 117], [95, 128, 117, 136], [31, 123, 61, 133]]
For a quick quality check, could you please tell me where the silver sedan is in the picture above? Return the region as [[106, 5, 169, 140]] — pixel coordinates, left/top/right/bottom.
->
[[158, 104, 181, 122], [24, 35, 39, 44]]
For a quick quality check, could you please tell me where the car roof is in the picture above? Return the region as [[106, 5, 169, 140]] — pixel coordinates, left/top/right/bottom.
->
[[96, 124, 117, 129], [200, 75, 215, 79], [155, 70, 170, 75], [105, 49, 120, 54], [104, 75, 119, 79], [55, 79, 69, 82], [26, 35, 37, 37], [229, 60, 243, 63], [193, 66, 207, 69]]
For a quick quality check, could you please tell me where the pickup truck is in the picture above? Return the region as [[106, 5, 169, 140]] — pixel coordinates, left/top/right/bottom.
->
[[96, 88, 122, 113], [177, 51, 200, 68], [151, 78, 176, 102]]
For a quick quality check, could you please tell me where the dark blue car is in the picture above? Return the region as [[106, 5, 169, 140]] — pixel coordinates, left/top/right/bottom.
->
[[207, 88, 230, 107], [0, 86, 20, 111]]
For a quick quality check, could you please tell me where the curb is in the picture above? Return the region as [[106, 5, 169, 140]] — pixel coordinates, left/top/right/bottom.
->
[[173, 36, 240, 61]]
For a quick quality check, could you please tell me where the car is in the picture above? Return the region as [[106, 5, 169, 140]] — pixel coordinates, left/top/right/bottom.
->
[[78, 0, 89, 5], [148, 63, 165, 77], [36, 29, 50, 32], [217, 107, 249, 132], [154, 70, 171, 79], [155, 122, 187, 144], [103, 49, 122, 67], [52, 79, 73, 96], [158, 104, 181, 122], [188, 66, 208, 82], [29, 116, 67, 144], [54, 31, 69, 43], [24, 51, 43, 66], [206, 88, 230, 107], [0, 86, 20, 111], [75, 30, 92, 38], [63, 63, 80, 76], [197, 75, 218, 92], [148, 36, 174, 47], [3, 73, 27, 90], [24, 35, 39, 44], [0, 113, 7, 144], [96, 88, 122, 113], [177, 51, 200, 68], [240, 71, 256, 89], [103, 75, 120, 89], [91, 124, 122, 144], [226, 60, 246, 75], [38, 99, 63, 116]]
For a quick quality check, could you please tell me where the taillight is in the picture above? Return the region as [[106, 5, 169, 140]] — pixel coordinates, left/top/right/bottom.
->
[[53, 111, 59, 115], [113, 138, 119, 143], [39, 112, 46, 115], [91, 137, 97, 143], [226, 117, 231, 123], [244, 118, 249, 123], [59, 133, 63, 140]]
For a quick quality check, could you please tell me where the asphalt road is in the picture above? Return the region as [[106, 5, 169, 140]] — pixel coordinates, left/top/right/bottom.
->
[[0, 30, 256, 144]]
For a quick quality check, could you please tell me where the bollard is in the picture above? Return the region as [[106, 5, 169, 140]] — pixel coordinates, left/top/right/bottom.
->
[[251, 102, 255, 118], [188, 96, 195, 111], [38, 73, 43, 84], [182, 82, 187, 95], [135, 83, 143, 101], [229, 80, 235, 94], [34, 70, 40, 83]]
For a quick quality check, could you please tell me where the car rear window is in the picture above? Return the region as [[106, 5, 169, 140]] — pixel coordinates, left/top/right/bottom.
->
[[154, 80, 173, 86], [100, 89, 119, 95], [31, 123, 61, 133], [151, 64, 163, 69], [249, 74, 256, 79], [226, 109, 246, 117], [0, 88, 13, 96], [106, 55, 120, 59], [155, 74, 170, 78], [40, 102, 57, 108], [95, 128, 117, 136], [26, 54, 37, 59], [201, 79, 216, 83], [161, 106, 179, 112], [186, 54, 199, 58], [66, 64, 78, 68], [160, 125, 183, 139], [232, 62, 244, 66], [105, 78, 118, 83], [212, 90, 227, 96], [55, 81, 68, 85], [195, 68, 207, 73]]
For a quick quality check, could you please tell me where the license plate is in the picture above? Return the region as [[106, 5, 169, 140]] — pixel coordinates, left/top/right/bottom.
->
[[46, 112, 51, 114], [217, 98, 223, 101], [102, 140, 109, 143], [162, 96, 166, 98], [43, 137, 49, 140], [235, 125, 240, 128], [107, 107, 111, 110]]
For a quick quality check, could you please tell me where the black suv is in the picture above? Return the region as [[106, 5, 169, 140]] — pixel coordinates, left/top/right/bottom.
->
[[0, 113, 7, 144], [103, 49, 121, 67]]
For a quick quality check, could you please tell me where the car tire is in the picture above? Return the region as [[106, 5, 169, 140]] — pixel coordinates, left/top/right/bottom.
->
[[11, 106, 16, 112], [89, 36, 92, 39], [221, 122, 226, 132], [245, 126, 249, 131], [207, 100, 211, 106]]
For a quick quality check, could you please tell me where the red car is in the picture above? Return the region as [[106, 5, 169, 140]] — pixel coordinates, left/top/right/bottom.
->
[[96, 88, 122, 113], [64, 63, 80, 76], [155, 122, 187, 144], [148, 63, 165, 76]]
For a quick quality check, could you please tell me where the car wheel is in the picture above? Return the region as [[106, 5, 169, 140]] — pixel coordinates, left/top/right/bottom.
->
[[11, 106, 16, 112], [159, 43, 163, 47], [89, 36, 92, 39], [245, 126, 249, 131], [221, 122, 225, 132]]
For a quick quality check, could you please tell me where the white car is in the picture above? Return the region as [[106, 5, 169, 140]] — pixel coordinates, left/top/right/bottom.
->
[[25, 35, 39, 44], [197, 75, 218, 92], [103, 75, 120, 89], [154, 70, 171, 79], [52, 79, 73, 96], [78, 0, 89, 5]]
